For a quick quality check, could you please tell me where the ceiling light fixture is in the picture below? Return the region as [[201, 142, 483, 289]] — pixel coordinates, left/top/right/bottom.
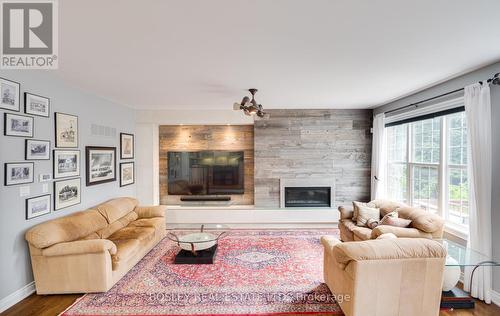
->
[[233, 89, 268, 118]]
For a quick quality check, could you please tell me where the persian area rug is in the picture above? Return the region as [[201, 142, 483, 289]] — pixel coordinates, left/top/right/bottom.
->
[[62, 229, 342, 315]]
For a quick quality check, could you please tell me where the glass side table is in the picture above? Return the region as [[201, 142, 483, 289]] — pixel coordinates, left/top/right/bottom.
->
[[435, 239, 499, 309], [167, 224, 229, 264]]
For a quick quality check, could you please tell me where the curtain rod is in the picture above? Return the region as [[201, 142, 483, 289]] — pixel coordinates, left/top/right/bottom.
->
[[384, 72, 500, 115]]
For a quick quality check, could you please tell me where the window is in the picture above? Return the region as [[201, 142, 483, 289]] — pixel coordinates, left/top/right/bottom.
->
[[385, 109, 469, 233]]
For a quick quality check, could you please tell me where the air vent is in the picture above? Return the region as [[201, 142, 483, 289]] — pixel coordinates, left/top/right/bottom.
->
[[91, 124, 117, 138]]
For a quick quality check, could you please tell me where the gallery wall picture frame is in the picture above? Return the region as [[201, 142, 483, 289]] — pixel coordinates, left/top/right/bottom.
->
[[4, 162, 34, 186], [0, 77, 21, 112], [53, 150, 80, 179], [26, 194, 51, 220], [54, 178, 81, 210], [120, 162, 135, 187], [25, 139, 50, 160], [55, 112, 78, 148], [25, 92, 50, 117], [85, 146, 116, 186], [4, 112, 34, 137], [120, 133, 134, 159]]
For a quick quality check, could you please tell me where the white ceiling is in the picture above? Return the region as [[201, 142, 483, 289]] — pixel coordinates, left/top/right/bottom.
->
[[56, 0, 500, 110]]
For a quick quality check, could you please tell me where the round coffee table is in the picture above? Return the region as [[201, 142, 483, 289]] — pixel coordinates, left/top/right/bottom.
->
[[167, 224, 229, 264]]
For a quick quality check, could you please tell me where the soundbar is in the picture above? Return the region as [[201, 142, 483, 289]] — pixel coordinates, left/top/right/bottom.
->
[[180, 196, 231, 202]]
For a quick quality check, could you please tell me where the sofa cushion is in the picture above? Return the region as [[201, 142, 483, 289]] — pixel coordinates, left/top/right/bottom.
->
[[351, 226, 373, 240], [95, 197, 139, 224], [25, 209, 108, 249], [96, 211, 138, 239], [370, 199, 407, 217], [398, 206, 444, 233], [108, 227, 155, 243], [128, 217, 166, 230], [111, 239, 141, 270]]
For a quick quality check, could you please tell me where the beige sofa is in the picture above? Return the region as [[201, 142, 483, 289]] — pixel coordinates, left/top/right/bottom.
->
[[321, 236, 446, 316], [338, 199, 445, 241], [25, 197, 166, 294]]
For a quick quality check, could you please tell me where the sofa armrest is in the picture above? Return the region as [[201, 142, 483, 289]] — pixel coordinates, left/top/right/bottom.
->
[[41, 239, 117, 257], [371, 225, 433, 239], [321, 236, 342, 252], [134, 205, 166, 219], [398, 206, 445, 233], [332, 238, 446, 266], [338, 206, 354, 220]]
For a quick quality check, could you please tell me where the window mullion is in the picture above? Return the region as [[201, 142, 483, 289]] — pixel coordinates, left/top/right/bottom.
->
[[439, 116, 446, 218], [407, 124, 412, 205]]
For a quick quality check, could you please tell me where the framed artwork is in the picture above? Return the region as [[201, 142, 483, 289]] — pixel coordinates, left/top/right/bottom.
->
[[54, 178, 81, 210], [25, 139, 50, 160], [26, 195, 51, 220], [4, 113, 33, 137], [25, 93, 50, 117], [4, 162, 34, 186], [120, 162, 135, 187], [39, 173, 52, 182], [55, 112, 78, 148], [0, 77, 20, 111], [53, 150, 80, 178], [120, 133, 134, 159], [86, 146, 116, 186]]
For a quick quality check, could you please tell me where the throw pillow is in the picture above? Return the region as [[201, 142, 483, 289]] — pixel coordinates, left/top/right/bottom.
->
[[356, 205, 380, 227], [366, 218, 379, 229], [379, 216, 412, 228], [352, 201, 376, 221]]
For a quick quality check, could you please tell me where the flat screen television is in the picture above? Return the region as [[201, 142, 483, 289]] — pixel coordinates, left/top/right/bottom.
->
[[167, 151, 245, 195]]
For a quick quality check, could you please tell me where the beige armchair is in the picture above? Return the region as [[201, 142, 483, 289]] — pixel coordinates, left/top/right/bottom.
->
[[321, 236, 446, 316], [338, 199, 445, 241], [25, 197, 166, 294]]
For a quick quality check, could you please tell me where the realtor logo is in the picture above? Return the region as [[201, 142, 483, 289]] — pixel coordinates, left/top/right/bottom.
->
[[1, 0, 58, 69]]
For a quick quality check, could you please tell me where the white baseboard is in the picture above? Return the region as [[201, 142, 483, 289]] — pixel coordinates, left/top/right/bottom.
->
[[492, 290, 500, 307], [0, 281, 35, 313]]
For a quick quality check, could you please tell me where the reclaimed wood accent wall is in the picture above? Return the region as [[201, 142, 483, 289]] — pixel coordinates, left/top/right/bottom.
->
[[159, 125, 254, 205], [254, 109, 372, 208]]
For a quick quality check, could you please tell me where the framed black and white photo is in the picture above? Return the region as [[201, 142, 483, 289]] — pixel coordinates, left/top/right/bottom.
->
[[120, 162, 135, 187], [54, 150, 80, 178], [25, 93, 50, 117], [26, 195, 51, 219], [25, 139, 50, 160], [86, 146, 116, 186], [54, 178, 81, 210], [0, 77, 20, 111], [4, 162, 34, 186], [120, 133, 134, 159], [4, 113, 33, 137], [39, 173, 52, 182], [55, 112, 78, 148]]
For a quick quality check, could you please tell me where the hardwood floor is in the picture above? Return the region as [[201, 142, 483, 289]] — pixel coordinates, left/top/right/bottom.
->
[[2, 293, 500, 316]]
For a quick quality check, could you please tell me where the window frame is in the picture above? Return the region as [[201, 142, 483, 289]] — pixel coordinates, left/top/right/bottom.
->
[[384, 98, 469, 235]]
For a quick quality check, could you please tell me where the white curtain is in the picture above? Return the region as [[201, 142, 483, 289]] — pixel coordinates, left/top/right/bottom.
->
[[463, 83, 492, 303], [371, 113, 386, 200]]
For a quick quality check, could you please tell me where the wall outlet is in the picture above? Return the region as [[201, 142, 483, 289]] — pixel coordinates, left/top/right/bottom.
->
[[20, 186, 30, 197]]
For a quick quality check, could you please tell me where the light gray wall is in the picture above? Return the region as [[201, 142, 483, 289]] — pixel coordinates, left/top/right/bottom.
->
[[0, 71, 136, 301], [375, 62, 500, 294], [254, 109, 372, 208]]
